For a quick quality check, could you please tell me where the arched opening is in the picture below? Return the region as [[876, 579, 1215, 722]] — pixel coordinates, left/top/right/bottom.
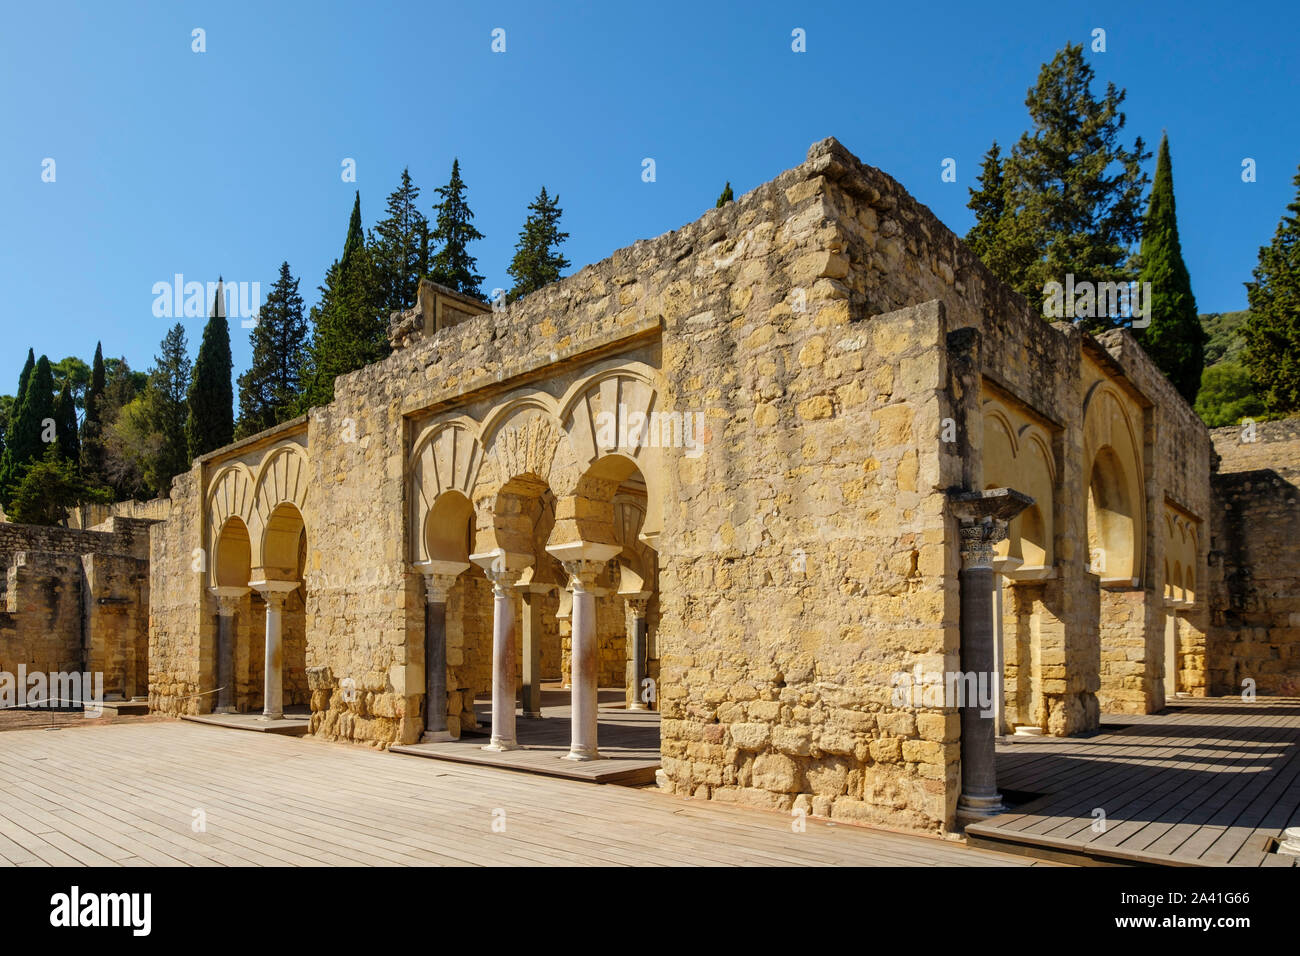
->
[[1086, 447, 1137, 585], [251, 502, 308, 716], [211, 516, 252, 714], [214, 517, 251, 587]]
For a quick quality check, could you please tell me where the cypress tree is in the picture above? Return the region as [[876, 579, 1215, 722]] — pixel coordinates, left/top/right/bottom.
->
[[14, 349, 35, 413], [507, 187, 570, 300], [238, 262, 307, 438], [300, 193, 387, 410], [716, 182, 734, 207], [428, 159, 485, 298], [1242, 164, 1300, 415], [970, 44, 1150, 329], [1134, 134, 1205, 405], [186, 279, 235, 461], [1, 355, 56, 506], [54, 381, 80, 465], [81, 342, 107, 483]]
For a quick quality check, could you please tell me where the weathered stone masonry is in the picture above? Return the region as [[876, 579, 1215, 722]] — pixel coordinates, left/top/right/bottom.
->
[[144, 137, 1279, 836]]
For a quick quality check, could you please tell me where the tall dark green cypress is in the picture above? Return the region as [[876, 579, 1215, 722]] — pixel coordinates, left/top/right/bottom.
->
[[14, 349, 35, 413], [54, 381, 80, 465], [0, 355, 56, 507], [81, 342, 107, 483], [186, 278, 235, 461], [1134, 134, 1205, 405], [716, 182, 734, 207], [300, 193, 388, 410], [1242, 164, 1300, 415], [428, 159, 485, 298]]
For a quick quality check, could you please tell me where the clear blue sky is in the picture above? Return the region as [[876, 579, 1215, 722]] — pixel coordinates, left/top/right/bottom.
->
[[2, 0, 1297, 393]]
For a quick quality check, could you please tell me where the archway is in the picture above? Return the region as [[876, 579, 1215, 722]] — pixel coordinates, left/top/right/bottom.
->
[[211, 516, 251, 713], [250, 502, 307, 720]]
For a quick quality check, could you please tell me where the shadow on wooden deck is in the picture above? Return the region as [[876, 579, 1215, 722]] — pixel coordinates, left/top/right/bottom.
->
[[965, 697, 1300, 867]]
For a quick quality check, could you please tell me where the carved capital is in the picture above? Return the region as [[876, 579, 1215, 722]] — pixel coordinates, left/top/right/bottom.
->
[[485, 566, 522, 596], [562, 559, 605, 594], [424, 573, 461, 604], [959, 520, 1008, 571]]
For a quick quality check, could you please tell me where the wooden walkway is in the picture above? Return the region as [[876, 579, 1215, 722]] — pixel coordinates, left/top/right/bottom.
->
[[0, 720, 1050, 867], [966, 697, 1300, 867], [393, 688, 661, 785]]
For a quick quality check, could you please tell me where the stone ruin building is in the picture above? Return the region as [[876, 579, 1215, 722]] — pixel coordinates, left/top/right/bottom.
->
[[4, 138, 1299, 835]]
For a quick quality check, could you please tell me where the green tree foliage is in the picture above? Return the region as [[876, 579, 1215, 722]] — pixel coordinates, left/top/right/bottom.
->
[[186, 279, 235, 461], [967, 44, 1150, 331], [51, 356, 91, 412], [1202, 311, 1252, 366], [237, 262, 307, 438], [1134, 134, 1206, 405], [299, 193, 388, 410], [151, 323, 193, 493], [371, 169, 431, 314], [716, 182, 734, 207], [1194, 361, 1266, 427], [13, 349, 35, 412], [54, 381, 80, 465], [507, 187, 570, 301], [428, 159, 485, 299], [6, 445, 111, 526], [0, 354, 56, 508], [81, 342, 107, 484], [0, 394, 14, 453], [1242, 165, 1300, 415]]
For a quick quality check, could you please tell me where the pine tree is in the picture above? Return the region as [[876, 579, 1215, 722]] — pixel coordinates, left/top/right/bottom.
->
[[0, 354, 56, 507], [1242, 164, 1300, 415], [154, 323, 193, 491], [299, 193, 388, 410], [1133, 134, 1205, 405], [971, 44, 1150, 330], [238, 262, 307, 438], [428, 159, 485, 298], [716, 182, 734, 207], [81, 342, 107, 483], [187, 279, 235, 460], [371, 169, 430, 314], [507, 187, 571, 301], [54, 381, 80, 465]]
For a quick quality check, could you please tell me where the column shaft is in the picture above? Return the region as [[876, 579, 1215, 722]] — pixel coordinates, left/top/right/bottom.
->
[[424, 599, 448, 737], [261, 595, 285, 720], [485, 572, 519, 751], [521, 591, 544, 719], [216, 611, 235, 713], [567, 576, 599, 760]]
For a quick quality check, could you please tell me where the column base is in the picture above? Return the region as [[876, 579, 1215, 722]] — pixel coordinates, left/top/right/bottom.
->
[[483, 738, 519, 752], [562, 747, 599, 762], [213, 706, 236, 715], [628, 702, 648, 711], [258, 712, 284, 722], [522, 710, 543, 720], [956, 792, 1005, 826], [420, 730, 455, 743]]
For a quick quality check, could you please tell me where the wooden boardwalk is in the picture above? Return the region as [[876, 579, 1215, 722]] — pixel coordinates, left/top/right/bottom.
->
[[393, 688, 661, 785], [0, 720, 1051, 867], [966, 697, 1300, 867]]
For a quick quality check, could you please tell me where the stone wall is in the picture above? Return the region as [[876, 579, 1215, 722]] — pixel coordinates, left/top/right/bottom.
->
[[145, 137, 1217, 835], [0, 517, 153, 701], [1208, 417, 1300, 694]]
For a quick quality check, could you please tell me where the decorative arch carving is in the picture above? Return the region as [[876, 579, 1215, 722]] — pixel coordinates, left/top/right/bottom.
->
[[408, 419, 484, 564]]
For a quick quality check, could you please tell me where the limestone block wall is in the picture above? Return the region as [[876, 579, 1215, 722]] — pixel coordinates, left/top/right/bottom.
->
[[0, 518, 153, 702], [1208, 418, 1300, 694], [149, 470, 207, 714]]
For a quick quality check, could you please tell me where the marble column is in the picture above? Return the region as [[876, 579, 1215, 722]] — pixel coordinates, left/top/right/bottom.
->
[[625, 593, 651, 710], [210, 586, 248, 713], [518, 583, 552, 719], [414, 560, 467, 742], [251, 579, 299, 721], [563, 559, 604, 760], [484, 566, 523, 750], [949, 488, 1032, 827]]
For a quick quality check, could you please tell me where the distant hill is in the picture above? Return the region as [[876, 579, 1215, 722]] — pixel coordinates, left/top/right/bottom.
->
[[1201, 310, 1251, 366], [1195, 311, 1265, 427]]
